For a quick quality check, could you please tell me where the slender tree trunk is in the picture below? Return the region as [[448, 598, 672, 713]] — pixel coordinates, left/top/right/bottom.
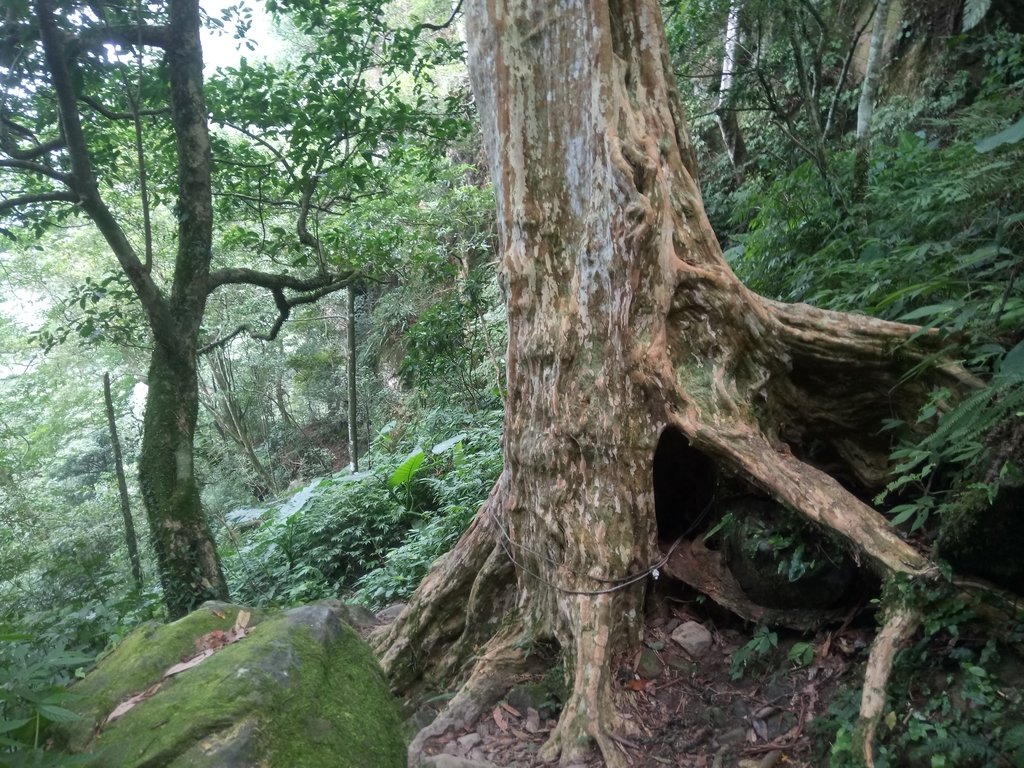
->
[[854, 0, 891, 202], [103, 372, 143, 589], [347, 287, 359, 471], [716, 1, 746, 183], [377, 0, 971, 764]]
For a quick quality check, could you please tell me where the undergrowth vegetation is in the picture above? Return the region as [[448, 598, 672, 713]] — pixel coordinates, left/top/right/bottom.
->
[[221, 407, 503, 607]]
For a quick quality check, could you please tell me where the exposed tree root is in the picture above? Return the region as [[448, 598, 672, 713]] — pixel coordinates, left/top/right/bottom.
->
[[663, 537, 845, 630], [407, 621, 530, 767], [375, 482, 515, 691], [538, 594, 636, 768], [856, 605, 922, 768], [675, 413, 935, 578]]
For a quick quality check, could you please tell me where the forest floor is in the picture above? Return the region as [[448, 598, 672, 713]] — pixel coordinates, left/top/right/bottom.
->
[[374, 581, 869, 768]]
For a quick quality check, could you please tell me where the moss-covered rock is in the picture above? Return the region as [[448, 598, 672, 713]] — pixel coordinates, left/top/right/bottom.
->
[[722, 497, 855, 610], [54, 601, 405, 767]]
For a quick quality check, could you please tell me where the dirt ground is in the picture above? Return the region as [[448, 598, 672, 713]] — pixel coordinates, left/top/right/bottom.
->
[[389, 582, 872, 768]]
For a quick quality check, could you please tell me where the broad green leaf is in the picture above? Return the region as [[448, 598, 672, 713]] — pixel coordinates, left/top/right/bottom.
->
[[961, 0, 991, 31], [999, 340, 1024, 379], [431, 433, 467, 454], [388, 449, 425, 488], [899, 303, 957, 322], [888, 505, 917, 526], [0, 717, 32, 734], [37, 703, 79, 723], [976, 116, 1024, 153]]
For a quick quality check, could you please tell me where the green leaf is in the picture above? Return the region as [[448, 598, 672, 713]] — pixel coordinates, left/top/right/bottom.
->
[[961, 0, 991, 31], [0, 717, 32, 734], [37, 704, 79, 723], [976, 116, 1024, 153], [888, 504, 918, 526], [431, 433, 467, 454], [998, 340, 1024, 379], [388, 449, 425, 488], [899, 303, 957, 322]]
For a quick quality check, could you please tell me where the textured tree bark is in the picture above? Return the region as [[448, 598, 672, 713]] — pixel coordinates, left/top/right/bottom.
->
[[377, 0, 970, 764], [139, 344, 228, 618], [25, 0, 357, 615], [715, 1, 746, 183]]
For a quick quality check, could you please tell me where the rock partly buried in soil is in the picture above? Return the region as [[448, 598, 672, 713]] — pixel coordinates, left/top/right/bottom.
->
[[377, 601, 408, 623], [671, 620, 713, 657], [637, 647, 665, 678], [52, 601, 405, 767]]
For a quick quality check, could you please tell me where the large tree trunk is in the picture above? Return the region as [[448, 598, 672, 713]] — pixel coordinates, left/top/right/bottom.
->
[[376, 1, 965, 764], [133, 0, 228, 618], [716, 0, 746, 183], [139, 343, 228, 618]]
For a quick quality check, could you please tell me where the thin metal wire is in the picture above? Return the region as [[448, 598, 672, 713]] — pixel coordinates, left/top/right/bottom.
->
[[485, 496, 715, 596]]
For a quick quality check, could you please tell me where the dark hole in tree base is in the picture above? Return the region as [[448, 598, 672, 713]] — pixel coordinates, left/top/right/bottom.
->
[[653, 426, 716, 542]]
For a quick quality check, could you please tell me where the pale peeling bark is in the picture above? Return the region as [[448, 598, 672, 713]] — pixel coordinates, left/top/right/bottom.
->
[[380, 0, 965, 762]]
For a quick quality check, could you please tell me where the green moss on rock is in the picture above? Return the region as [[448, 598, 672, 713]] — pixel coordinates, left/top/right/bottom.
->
[[54, 601, 405, 768]]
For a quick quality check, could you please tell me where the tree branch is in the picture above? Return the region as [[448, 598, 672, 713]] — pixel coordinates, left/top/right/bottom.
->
[[0, 190, 79, 214], [206, 266, 354, 292], [824, 7, 876, 138], [70, 23, 172, 55], [0, 116, 66, 161], [34, 0, 172, 339], [0, 158, 70, 183], [79, 95, 170, 120], [218, 120, 293, 172], [415, 0, 464, 32], [199, 277, 354, 354]]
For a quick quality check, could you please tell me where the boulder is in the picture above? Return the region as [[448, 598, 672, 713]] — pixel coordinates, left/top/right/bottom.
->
[[53, 601, 405, 767]]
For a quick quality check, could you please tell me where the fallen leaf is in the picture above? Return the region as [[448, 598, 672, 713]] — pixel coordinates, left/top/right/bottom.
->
[[105, 682, 163, 724], [492, 706, 508, 732], [211, 609, 226, 619], [499, 702, 521, 718], [234, 610, 251, 631], [164, 648, 215, 678]]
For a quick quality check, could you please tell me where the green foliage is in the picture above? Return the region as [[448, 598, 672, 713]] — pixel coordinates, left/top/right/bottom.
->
[[0, 587, 163, 766], [0, 628, 90, 766], [221, 407, 502, 606], [729, 625, 778, 680], [722, 24, 1024, 541], [819, 583, 1024, 768], [875, 347, 1024, 534]]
